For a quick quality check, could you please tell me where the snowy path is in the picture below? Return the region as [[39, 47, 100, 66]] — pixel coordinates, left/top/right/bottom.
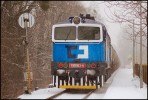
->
[[88, 67, 147, 99], [103, 67, 147, 99]]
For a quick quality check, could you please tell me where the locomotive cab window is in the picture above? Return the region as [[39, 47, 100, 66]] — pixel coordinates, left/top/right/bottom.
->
[[78, 26, 100, 40], [54, 26, 76, 40]]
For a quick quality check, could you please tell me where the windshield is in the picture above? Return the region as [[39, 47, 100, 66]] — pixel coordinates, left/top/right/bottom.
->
[[54, 26, 76, 40], [78, 26, 100, 40]]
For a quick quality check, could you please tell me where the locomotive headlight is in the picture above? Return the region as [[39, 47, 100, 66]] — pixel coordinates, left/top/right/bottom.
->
[[57, 69, 65, 75], [87, 70, 96, 76], [73, 16, 81, 24]]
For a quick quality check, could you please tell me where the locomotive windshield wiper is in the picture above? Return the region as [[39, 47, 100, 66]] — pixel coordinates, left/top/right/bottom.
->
[[65, 28, 71, 41]]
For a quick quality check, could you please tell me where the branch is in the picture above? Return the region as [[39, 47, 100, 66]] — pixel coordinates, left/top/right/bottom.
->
[[1, 57, 25, 69]]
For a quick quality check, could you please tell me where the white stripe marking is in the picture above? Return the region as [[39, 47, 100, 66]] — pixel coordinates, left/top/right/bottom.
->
[[78, 45, 88, 59], [81, 78, 83, 86], [72, 77, 74, 85], [56, 76, 58, 88]]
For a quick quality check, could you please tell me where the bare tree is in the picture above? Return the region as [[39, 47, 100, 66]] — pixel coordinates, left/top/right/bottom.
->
[[104, 1, 147, 46], [1, 1, 86, 99]]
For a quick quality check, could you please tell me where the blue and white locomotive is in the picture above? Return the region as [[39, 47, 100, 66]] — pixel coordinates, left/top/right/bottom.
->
[[51, 14, 113, 89]]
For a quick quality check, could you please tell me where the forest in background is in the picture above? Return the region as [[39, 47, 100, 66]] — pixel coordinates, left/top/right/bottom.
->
[[1, 1, 88, 99]]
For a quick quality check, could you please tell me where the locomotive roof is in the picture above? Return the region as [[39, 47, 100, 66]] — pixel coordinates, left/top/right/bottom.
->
[[55, 18, 105, 27], [54, 18, 110, 40], [55, 18, 107, 32]]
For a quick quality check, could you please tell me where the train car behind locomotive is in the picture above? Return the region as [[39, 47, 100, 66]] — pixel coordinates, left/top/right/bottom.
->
[[51, 14, 119, 89]]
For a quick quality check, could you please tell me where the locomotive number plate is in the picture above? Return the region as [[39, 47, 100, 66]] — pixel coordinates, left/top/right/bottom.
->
[[69, 63, 86, 68]]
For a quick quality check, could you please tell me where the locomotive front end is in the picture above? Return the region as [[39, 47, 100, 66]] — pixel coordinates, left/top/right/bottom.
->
[[51, 15, 108, 89]]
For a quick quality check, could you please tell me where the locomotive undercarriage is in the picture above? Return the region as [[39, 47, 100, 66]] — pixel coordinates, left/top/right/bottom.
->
[[51, 62, 110, 89]]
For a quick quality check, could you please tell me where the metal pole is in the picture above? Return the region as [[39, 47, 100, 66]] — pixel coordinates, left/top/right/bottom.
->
[[139, 1, 143, 88], [27, 48, 31, 94], [25, 20, 31, 93], [133, 19, 135, 77]]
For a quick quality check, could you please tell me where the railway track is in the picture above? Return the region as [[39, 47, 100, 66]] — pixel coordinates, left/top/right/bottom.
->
[[82, 90, 95, 99], [47, 90, 67, 99], [47, 89, 96, 99], [46, 69, 118, 99]]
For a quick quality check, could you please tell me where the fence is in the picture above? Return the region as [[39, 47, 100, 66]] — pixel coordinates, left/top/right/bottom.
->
[[135, 64, 147, 84]]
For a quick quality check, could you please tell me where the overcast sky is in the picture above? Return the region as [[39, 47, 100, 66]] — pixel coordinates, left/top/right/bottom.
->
[[80, 1, 133, 66]]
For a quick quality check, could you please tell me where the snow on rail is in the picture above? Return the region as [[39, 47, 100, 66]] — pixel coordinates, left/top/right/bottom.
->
[[18, 87, 65, 99]]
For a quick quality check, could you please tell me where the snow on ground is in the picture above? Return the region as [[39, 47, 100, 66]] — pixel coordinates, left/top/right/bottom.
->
[[88, 66, 119, 99], [54, 91, 89, 99], [103, 67, 147, 99], [17, 87, 65, 99], [88, 65, 147, 99]]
